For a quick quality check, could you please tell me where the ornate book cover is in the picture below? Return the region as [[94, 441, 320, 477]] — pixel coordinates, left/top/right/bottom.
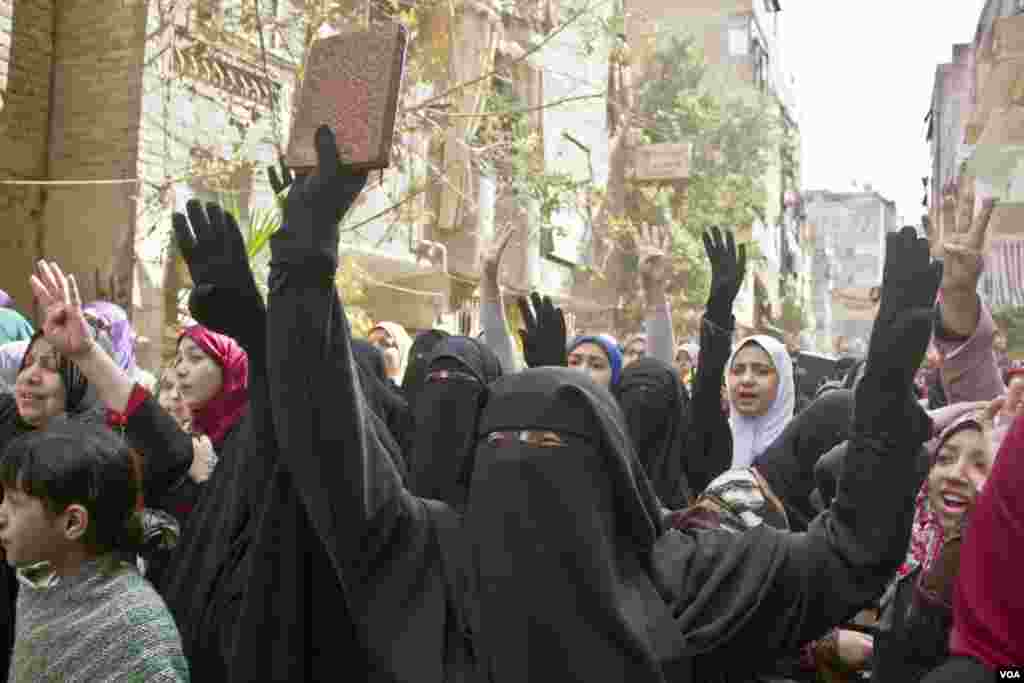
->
[[286, 23, 408, 171]]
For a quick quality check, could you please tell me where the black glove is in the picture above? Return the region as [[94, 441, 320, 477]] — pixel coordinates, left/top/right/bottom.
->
[[517, 292, 567, 368], [703, 226, 746, 327], [861, 227, 943, 392], [268, 125, 369, 278], [854, 227, 941, 440], [172, 201, 265, 355]]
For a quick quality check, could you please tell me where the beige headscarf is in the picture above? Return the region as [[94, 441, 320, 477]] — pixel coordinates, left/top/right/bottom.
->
[[371, 321, 413, 382]]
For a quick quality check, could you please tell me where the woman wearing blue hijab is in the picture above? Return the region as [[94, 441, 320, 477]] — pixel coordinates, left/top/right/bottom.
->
[[567, 334, 624, 390]]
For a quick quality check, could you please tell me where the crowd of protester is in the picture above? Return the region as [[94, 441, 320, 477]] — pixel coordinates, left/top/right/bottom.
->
[[0, 124, 1018, 682]]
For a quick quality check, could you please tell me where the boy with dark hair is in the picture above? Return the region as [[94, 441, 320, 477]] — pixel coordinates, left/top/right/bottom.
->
[[0, 419, 188, 681]]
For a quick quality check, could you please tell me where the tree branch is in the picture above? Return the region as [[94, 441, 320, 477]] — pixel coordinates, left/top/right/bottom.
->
[[340, 184, 429, 233], [433, 92, 604, 118], [404, 0, 613, 114]]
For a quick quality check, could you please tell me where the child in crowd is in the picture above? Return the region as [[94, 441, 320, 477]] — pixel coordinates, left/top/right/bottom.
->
[[0, 419, 189, 681]]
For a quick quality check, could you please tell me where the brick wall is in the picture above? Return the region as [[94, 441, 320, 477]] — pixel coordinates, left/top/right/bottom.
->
[[40, 0, 149, 327], [0, 0, 55, 314]]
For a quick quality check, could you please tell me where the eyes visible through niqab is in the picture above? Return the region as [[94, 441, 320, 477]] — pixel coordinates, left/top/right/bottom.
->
[[486, 431, 567, 449]]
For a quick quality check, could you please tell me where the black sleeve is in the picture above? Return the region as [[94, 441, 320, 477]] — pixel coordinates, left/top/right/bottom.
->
[[265, 266, 412, 583], [120, 395, 195, 508], [659, 403, 928, 674], [682, 315, 734, 495]]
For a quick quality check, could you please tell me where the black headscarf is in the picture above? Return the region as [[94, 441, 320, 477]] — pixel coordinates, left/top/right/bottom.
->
[[408, 336, 501, 509], [401, 329, 450, 411], [617, 357, 694, 508], [466, 367, 676, 682], [751, 388, 854, 531], [352, 338, 413, 472]]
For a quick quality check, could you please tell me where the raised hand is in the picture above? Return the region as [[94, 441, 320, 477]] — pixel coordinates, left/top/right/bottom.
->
[[268, 125, 369, 275], [29, 261, 93, 359], [268, 157, 293, 212], [482, 224, 517, 282], [635, 222, 671, 284], [172, 201, 263, 349], [517, 292, 568, 368], [857, 227, 942, 436], [943, 187, 996, 294], [702, 226, 747, 326]]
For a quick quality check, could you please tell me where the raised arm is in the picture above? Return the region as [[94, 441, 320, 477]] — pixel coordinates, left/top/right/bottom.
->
[[636, 223, 675, 365], [682, 227, 747, 494], [934, 192, 1003, 401], [658, 228, 943, 676], [479, 224, 522, 373], [265, 127, 406, 578], [30, 263, 193, 500]]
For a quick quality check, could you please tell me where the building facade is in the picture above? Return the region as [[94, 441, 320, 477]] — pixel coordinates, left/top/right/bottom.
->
[[803, 188, 899, 353], [1, 0, 615, 371], [927, 0, 1024, 313], [624, 0, 804, 334]]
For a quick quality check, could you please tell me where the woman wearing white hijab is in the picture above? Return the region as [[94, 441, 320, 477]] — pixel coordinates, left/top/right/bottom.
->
[[727, 334, 796, 469], [368, 321, 413, 385]]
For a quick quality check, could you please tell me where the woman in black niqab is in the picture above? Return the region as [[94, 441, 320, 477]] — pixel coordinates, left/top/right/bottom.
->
[[467, 366, 942, 681], [352, 338, 412, 474], [750, 387, 854, 530], [409, 336, 501, 509], [617, 358, 704, 508], [466, 367, 674, 682], [402, 329, 450, 411]]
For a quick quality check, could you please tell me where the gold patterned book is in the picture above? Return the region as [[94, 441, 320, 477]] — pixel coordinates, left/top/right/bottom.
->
[[286, 22, 408, 172]]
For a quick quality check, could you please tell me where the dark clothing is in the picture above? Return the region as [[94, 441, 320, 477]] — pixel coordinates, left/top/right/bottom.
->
[[753, 389, 854, 531], [921, 657, 997, 683], [240, 245, 931, 681], [466, 365, 932, 681], [232, 263, 476, 682], [408, 336, 502, 510], [618, 354, 727, 508], [871, 567, 953, 683], [352, 339, 414, 473], [403, 329, 450, 412], [118, 393, 258, 680]]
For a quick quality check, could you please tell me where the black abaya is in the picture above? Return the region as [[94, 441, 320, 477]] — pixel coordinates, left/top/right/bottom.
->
[[618, 358, 705, 508], [232, 261, 476, 682], [751, 388, 854, 530], [352, 338, 413, 474], [466, 366, 934, 681]]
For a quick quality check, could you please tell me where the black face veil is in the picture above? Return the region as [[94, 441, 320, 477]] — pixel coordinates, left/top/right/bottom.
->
[[617, 358, 693, 508], [465, 367, 681, 682], [408, 336, 502, 509]]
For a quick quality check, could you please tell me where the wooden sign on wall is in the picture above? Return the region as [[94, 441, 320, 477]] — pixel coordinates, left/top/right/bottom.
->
[[633, 143, 692, 182]]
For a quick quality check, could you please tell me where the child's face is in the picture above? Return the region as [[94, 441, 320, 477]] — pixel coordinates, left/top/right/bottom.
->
[[0, 485, 70, 568]]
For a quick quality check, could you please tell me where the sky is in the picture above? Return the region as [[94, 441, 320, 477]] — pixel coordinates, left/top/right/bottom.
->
[[780, 0, 988, 224]]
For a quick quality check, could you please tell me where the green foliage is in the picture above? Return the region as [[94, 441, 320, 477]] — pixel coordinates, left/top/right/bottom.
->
[[778, 278, 808, 334], [635, 35, 782, 230], [626, 33, 782, 311]]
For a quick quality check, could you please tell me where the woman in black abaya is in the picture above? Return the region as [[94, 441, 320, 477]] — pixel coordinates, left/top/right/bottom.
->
[[408, 335, 502, 509], [236, 127, 944, 683], [352, 338, 413, 473]]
